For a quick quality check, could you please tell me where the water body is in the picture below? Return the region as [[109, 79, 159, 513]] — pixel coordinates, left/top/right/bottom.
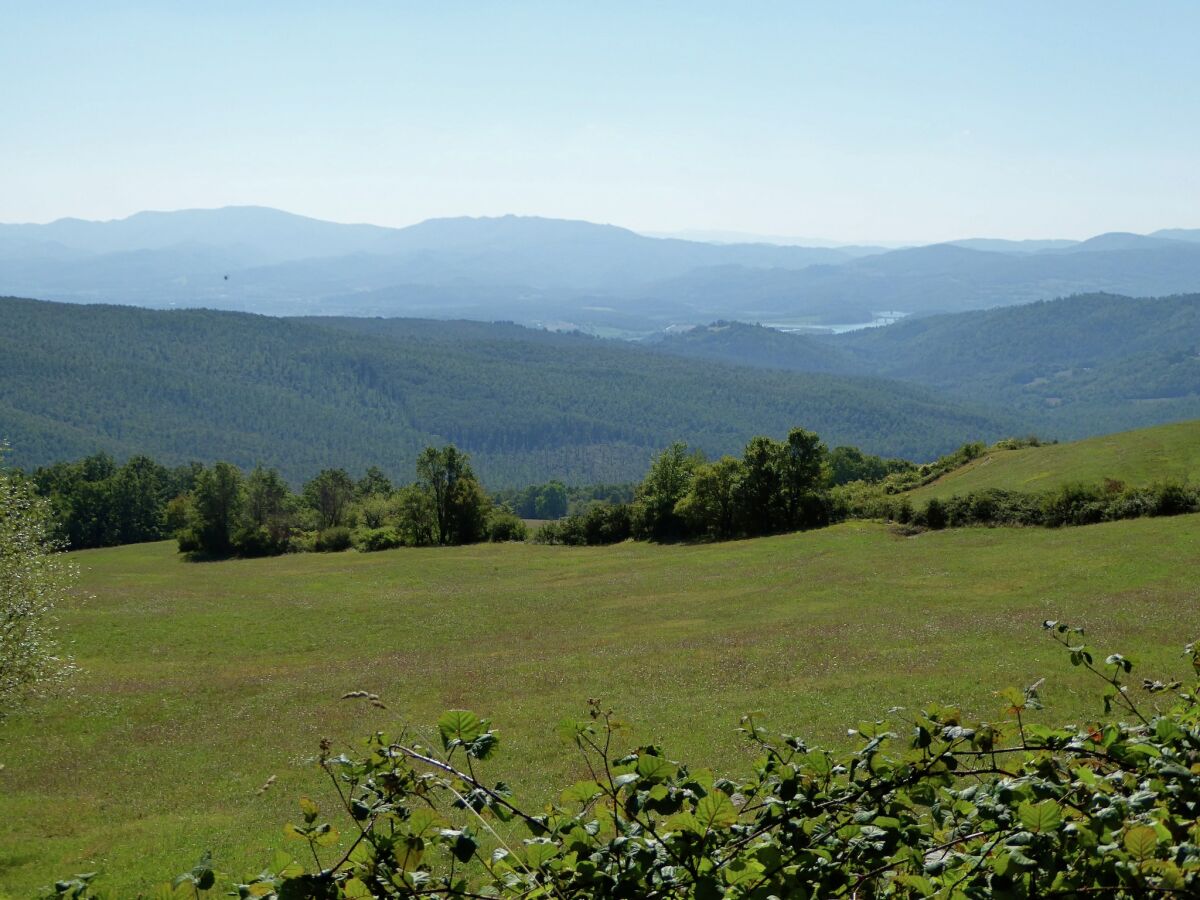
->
[[764, 310, 908, 334]]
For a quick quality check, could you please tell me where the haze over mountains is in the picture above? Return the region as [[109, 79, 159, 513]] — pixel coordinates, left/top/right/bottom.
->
[[3, 206, 1200, 335]]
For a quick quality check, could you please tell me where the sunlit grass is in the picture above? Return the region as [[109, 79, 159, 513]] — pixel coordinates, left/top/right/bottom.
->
[[907, 419, 1200, 501], [2, 516, 1198, 895]]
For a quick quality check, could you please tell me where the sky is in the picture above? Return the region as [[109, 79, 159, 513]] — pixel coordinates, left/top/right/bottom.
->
[[3, 2, 1199, 243]]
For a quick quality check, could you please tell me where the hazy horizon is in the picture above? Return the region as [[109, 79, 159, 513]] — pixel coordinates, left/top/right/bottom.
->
[[4, 3, 1199, 244]]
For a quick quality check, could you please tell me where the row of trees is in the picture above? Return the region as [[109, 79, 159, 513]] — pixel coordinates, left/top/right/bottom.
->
[[634, 427, 832, 541], [171, 446, 521, 558], [535, 427, 842, 545]]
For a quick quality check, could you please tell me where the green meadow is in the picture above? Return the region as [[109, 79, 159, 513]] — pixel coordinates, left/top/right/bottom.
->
[[907, 419, 1200, 502], [2, 516, 1199, 896]]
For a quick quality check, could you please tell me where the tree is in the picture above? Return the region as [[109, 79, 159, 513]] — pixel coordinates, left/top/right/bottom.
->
[[0, 459, 73, 716], [675, 455, 743, 540], [235, 466, 295, 556], [356, 466, 393, 499], [534, 481, 568, 519], [736, 435, 785, 536], [415, 446, 490, 545], [188, 462, 244, 556], [632, 442, 702, 541], [303, 468, 355, 529], [779, 427, 827, 530]]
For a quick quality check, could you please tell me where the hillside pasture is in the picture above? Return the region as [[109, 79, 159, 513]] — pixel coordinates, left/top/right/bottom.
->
[[1, 517, 1198, 895], [907, 419, 1200, 502]]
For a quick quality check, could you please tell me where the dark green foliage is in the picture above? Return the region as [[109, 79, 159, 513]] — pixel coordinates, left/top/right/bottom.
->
[[55, 627, 1200, 897], [532, 503, 632, 546], [416, 446, 491, 546], [185, 462, 244, 557], [486, 509, 528, 543], [631, 442, 702, 541], [303, 469, 356, 530], [826, 444, 916, 486], [31, 453, 195, 549], [313, 527, 352, 553], [923, 496, 948, 530], [494, 480, 634, 519]]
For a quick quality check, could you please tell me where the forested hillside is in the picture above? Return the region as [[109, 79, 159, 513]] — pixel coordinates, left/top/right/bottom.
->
[[653, 293, 1200, 438], [0, 297, 1006, 485]]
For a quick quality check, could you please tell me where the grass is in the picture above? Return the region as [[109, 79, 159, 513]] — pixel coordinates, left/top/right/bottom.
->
[[3, 516, 1200, 895], [907, 419, 1200, 502]]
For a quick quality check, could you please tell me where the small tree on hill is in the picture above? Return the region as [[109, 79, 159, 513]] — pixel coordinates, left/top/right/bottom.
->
[[303, 468, 356, 530], [0, 454, 73, 716]]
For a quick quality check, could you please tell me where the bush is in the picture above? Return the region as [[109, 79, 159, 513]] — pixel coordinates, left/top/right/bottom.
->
[[231, 524, 291, 557], [313, 526, 352, 553], [352, 526, 403, 552], [487, 510, 528, 543], [921, 496, 947, 529]]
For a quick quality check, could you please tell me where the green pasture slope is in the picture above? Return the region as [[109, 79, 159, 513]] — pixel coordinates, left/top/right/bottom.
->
[[3, 517, 1200, 895], [908, 419, 1200, 502]]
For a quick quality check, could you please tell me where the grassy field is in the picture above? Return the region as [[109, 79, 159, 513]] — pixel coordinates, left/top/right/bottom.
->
[[907, 419, 1200, 502], [2, 517, 1200, 895]]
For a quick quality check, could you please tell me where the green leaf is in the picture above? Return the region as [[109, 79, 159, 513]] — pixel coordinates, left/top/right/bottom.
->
[[438, 710, 483, 748], [442, 828, 480, 863], [282, 822, 307, 842], [636, 755, 676, 782], [1018, 800, 1062, 833], [695, 793, 738, 831], [406, 808, 444, 838], [561, 780, 604, 805], [299, 796, 319, 823], [1124, 825, 1158, 860], [524, 839, 559, 868], [343, 877, 372, 899], [394, 835, 424, 871]]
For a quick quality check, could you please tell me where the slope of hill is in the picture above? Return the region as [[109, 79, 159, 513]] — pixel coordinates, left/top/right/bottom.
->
[[0, 297, 1007, 485], [3, 516, 1196, 894], [906, 419, 1200, 502], [646, 293, 1200, 440]]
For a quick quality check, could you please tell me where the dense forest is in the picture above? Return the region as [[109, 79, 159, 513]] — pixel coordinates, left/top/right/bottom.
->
[[0, 297, 1006, 485], [654, 292, 1200, 437]]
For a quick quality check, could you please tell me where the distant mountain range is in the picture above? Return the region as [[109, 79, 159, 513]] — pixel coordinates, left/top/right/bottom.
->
[[3, 207, 1199, 333]]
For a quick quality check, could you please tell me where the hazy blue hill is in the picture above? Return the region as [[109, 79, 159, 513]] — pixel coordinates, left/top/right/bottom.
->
[[0, 297, 1008, 485], [949, 238, 1078, 253], [0, 206, 396, 263], [6, 207, 1200, 329], [1047, 232, 1189, 253], [1151, 228, 1200, 244]]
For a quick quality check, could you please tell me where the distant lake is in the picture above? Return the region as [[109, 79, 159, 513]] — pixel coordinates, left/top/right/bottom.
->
[[763, 310, 908, 334]]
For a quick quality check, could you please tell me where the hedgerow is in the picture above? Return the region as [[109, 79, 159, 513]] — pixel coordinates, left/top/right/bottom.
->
[[47, 623, 1200, 898]]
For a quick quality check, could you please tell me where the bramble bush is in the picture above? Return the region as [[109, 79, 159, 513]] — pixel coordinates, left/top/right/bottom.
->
[[47, 623, 1200, 898]]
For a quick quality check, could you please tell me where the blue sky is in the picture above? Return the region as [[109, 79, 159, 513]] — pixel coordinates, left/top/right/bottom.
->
[[3, 2, 1198, 242]]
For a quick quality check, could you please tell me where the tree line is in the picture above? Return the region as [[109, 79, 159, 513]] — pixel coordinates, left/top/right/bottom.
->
[[20, 430, 912, 554]]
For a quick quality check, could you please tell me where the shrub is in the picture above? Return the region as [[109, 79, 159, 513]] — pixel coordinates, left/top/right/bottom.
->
[[921, 496, 947, 529], [487, 510, 528, 543], [231, 524, 291, 557], [313, 526, 352, 553], [352, 526, 403, 552]]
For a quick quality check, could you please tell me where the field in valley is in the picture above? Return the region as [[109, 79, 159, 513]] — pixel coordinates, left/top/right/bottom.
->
[[2, 516, 1199, 896]]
